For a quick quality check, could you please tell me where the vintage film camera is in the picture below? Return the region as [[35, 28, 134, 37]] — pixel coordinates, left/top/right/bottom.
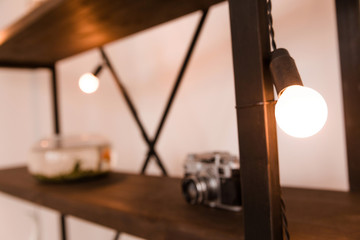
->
[[181, 152, 242, 211]]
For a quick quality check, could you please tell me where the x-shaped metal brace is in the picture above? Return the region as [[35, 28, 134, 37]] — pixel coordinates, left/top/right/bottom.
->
[[57, 10, 208, 240], [98, 9, 208, 177]]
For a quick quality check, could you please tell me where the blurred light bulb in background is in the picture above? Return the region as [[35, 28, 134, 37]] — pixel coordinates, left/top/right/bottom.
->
[[79, 73, 99, 94], [275, 85, 328, 138]]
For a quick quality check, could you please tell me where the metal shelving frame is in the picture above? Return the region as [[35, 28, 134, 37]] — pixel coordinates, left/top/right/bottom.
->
[[0, 0, 358, 239]]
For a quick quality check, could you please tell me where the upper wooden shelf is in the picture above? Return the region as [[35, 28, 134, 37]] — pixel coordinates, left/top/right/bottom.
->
[[0, 166, 360, 239], [0, 0, 224, 68]]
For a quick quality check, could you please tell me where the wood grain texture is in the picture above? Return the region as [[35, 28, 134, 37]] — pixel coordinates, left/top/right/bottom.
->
[[335, 0, 360, 192], [0, 0, 224, 67], [0, 167, 360, 239], [0, 167, 243, 240]]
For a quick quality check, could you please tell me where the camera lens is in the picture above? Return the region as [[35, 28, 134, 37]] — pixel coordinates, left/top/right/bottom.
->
[[181, 176, 218, 205], [183, 180, 198, 203], [182, 177, 201, 204]]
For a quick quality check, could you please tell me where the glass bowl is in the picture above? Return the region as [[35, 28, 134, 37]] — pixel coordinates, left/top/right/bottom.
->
[[28, 134, 112, 182]]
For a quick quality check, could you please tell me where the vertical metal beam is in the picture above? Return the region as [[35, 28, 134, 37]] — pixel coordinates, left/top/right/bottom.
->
[[50, 65, 66, 240], [60, 214, 67, 240], [228, 0, 282, 239], [50, 65, 60, 134], [335, 0, 360, 192]]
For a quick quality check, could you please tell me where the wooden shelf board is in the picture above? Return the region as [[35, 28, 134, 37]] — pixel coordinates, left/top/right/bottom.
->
[[0, 0, 224, 67], [0, 166, 359, 239]]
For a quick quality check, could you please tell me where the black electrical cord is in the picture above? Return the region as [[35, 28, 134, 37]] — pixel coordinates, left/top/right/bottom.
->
[[267, 0, 277, 51], [267, 0, 290, 239], [281, 197, 290, 240]]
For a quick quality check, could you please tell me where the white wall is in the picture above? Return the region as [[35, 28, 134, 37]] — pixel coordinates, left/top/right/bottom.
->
[[0, 0, 348, 239], [273, 0, 348, 190]]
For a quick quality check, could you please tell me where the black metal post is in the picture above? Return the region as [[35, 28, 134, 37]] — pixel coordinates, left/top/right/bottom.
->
[[50, 65, 60, 134], [228, 0, 282, 239], [60, 214, 67, 240], [50, 65, 67, 240], [141, 9, 208, 174], [113, 231, 121, 240], [335, 0, 360, 192]]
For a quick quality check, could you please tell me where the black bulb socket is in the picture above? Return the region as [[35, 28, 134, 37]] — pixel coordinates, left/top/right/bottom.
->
[[270, 48, 303, 95], [92, 64, 104, 76]]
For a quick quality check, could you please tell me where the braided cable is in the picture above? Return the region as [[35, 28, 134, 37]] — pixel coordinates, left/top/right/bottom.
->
[[267, 0, 277, 51], [267, 1, 290, 239], [281, 196, 290, 240]]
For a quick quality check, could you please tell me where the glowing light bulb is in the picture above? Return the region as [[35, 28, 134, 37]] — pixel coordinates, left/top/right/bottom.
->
[[78, 73, 99, 94], [275, 85, 328, 138]]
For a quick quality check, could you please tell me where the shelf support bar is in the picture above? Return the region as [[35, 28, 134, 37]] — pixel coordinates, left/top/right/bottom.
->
[[50, 65, 66, 240], [141, 9, 208, 174], [228, 0, 282, 239], [99, 8, 208, 179], [60, 214, 67, 240], [99, 47, 168, 175], [335, 0, 360, 192], [50, 65, 60, 134]]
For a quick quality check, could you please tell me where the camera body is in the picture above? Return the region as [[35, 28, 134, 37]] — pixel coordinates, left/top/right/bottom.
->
[[182, 152, 242, 211]]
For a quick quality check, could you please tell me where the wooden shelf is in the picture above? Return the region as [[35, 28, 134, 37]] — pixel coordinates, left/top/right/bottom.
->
[[0, 166, 359, 239], [0, 166, 243, 240], [0, 0, 224, 68]]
